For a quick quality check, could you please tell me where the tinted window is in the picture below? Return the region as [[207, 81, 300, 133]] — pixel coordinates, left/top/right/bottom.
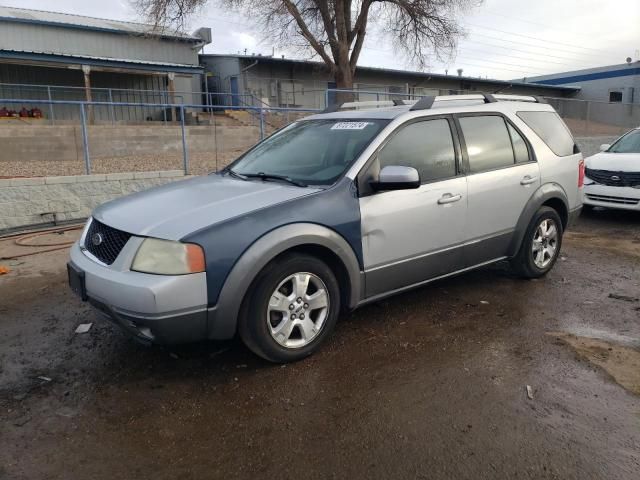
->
[[508, 123, 530, 163], [517, 111, 575, 157], [459, 116, 514, 172], [378, 119, 456, 182], [230, 119, 388, 185], [609, 129, 640, 153]]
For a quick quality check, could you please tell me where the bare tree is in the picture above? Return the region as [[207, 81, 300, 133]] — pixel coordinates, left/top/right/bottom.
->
[[135, 0, 479, 91]]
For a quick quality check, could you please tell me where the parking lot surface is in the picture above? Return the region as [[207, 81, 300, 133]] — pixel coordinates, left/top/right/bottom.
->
[[1, 209, 639, 480]]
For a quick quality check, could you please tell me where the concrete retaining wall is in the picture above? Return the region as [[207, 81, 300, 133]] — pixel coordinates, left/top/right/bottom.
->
[[0, 170, 186, 232]]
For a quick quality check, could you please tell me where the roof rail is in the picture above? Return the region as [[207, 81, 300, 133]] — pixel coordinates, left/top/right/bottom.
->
[[324, 93, 547, 113], [323, 99, 408, 112], [411, 93, 498, 111]]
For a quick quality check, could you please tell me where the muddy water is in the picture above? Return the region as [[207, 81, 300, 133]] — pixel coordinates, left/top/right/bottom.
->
[[1, 209, 639, 479]]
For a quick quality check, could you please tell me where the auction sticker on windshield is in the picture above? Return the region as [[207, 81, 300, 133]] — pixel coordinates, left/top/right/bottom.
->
[[331, 122, 372, 130]]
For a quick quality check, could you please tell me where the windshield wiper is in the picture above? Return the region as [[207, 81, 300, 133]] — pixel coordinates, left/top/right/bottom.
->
[[225, 169, 248, 181], [243, 172, 307, 187]]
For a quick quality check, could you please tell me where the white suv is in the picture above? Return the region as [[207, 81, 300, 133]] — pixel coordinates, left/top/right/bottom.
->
[[584, 127, 640, 211], [69, 94, 584, 362]]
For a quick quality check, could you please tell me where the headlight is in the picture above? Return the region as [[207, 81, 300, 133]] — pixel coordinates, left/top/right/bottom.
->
[[132, 238, 205, 275], [583, 176, 595, 185]]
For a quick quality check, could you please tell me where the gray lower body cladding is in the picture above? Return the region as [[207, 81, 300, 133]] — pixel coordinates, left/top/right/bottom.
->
[[88, 296, 208, 345]]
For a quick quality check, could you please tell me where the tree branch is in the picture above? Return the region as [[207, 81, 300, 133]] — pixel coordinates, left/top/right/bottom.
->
[[281, 0, 335, 69]]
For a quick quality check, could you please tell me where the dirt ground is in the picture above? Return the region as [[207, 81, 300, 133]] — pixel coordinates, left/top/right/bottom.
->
[[0, 208, 639, 480]]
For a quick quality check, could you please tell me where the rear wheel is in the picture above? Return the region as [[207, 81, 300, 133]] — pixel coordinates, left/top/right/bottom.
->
[[238, 253, 340, 363], [511, 206, 563, 278]]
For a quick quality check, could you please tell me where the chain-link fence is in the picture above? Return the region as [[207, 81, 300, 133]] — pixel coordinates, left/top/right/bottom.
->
[[0, 99, 319, 178], [544, 97, 639, 137]]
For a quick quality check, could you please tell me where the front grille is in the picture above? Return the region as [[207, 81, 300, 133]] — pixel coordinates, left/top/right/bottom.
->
[[585, 168, 640, 187], [84, 218, 132, 265], [585, 193, 640, 205]]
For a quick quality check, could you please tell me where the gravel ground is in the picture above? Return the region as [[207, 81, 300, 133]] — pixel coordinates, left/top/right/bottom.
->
[[0, 209, 639, 479]]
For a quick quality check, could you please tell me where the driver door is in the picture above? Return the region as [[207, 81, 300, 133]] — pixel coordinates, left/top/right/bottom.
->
[[358, 117, 468, 298]]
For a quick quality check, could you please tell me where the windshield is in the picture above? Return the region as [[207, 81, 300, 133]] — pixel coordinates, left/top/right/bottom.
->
[[228, 119, 389, 185], [608, 129, 640, 153]]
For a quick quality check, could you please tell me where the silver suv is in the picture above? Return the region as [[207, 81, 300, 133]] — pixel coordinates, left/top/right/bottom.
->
[[68, 94, 584, 362]]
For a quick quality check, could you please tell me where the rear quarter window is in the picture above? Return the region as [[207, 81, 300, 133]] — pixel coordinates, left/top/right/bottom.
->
[[517, 111, 575, 157]]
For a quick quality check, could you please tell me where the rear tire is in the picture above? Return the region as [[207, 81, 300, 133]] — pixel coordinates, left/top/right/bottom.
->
[[511, 206, 563, 278], [238, 253, 341, 363]]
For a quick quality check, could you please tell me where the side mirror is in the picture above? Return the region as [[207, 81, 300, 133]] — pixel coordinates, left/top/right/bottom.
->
[[599, 144, 611, 152], [371, 165, 420, 191]]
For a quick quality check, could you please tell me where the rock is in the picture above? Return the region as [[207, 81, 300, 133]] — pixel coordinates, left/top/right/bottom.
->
[[526, 385, 534, 400], [608, 293, 639, 302], [74, 323, 92, 334]]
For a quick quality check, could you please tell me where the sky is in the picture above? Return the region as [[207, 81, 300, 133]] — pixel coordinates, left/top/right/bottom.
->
[[1, 0, 639, 81]]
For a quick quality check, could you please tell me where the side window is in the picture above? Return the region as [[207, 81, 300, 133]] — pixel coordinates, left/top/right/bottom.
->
[[517, 111, 575, 157], [459, 116, 515, 173], [507, 123, 530, 163], [378, 119, 456, 183]]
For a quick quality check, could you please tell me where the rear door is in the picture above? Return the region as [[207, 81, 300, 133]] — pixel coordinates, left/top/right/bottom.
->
[[456, 113, 540, 266]]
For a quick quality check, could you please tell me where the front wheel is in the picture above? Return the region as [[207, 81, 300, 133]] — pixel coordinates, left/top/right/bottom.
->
[[511, 206, 563, 278], [238, 253, 341, 363]]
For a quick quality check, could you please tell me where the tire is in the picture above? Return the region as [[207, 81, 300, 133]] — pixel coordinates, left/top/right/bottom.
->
[[238, 253, 341, 363], [511, 206, 563, 278]]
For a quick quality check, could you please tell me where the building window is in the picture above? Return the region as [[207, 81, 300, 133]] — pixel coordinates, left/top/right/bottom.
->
[[609, 91, 623, 103]]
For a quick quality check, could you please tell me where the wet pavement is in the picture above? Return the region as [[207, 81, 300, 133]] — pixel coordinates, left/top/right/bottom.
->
[[1, 209, 639, 479]]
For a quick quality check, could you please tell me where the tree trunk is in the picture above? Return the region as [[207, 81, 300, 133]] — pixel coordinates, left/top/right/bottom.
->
[[334, 62, 355, 105]]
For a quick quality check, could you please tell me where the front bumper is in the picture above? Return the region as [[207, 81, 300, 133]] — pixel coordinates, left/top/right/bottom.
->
[[583, 184, 640, 211], [69, 240, 209, 344]]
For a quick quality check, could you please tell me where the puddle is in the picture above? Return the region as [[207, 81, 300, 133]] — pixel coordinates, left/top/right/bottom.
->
[[549, 332, 640, 396], [564, 231, 640, 258]]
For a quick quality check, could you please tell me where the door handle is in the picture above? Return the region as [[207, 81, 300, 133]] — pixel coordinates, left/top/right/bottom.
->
[[520, 175, 537, 186], [437, 193, 462, 205]]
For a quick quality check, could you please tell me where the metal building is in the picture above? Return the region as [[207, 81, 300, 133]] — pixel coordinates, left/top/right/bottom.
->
[[525, 62, 640, 104], [524, 62, 640, 132], [201, 54, 579, 109], [0, 6, 211, 121]]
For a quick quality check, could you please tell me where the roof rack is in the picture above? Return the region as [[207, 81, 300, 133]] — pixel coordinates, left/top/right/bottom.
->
[[322, 99, 403, 113], [324, 93, 547, 113]]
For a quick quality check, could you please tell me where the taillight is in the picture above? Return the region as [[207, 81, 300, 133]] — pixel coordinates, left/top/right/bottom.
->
[[578, 159, 585, 187]]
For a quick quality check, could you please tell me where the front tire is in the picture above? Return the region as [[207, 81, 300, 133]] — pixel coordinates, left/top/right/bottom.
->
[[511, 206, 563, 278], [238, 253, 341, 363]]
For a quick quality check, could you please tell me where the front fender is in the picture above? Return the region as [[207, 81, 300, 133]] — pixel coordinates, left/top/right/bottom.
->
[[207, 223, 362, 340], [507, 182, 569, 257]]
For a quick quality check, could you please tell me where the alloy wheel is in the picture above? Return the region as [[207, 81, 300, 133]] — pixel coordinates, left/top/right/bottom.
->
[[266, 272, 330, 349]]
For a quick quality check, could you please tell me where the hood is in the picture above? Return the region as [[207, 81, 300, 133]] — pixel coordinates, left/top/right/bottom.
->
[[93, 174, 321, 240], [585, 152, 640, 172]]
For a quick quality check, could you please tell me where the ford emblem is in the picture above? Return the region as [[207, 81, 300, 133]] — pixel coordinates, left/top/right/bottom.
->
[[91, 232, 104, 246]]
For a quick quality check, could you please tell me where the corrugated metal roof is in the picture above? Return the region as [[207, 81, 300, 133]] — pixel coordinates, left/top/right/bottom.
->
[[0, 49, 203, 72], [0, 6, 201, 41], [202, 54, 581, 92]]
